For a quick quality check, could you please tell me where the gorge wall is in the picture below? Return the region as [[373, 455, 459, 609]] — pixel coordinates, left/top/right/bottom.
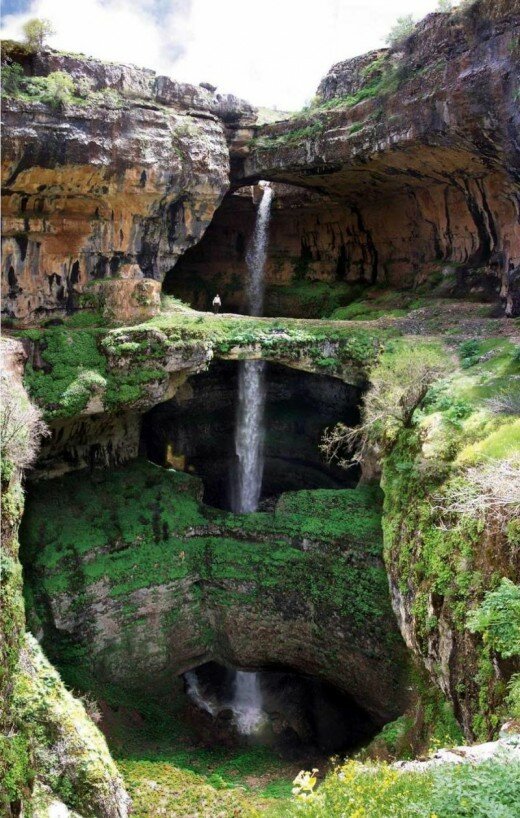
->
[[168, 0, 520, 316]]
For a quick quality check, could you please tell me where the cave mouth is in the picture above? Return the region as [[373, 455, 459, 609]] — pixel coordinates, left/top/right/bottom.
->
[[182, 661, 380, 758], [140, 359, 362, 510]]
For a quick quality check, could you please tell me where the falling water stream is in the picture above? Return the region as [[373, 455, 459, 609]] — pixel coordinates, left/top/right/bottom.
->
[[232, 183, 273, 515], [224, 184, 274, 730], [232, 671, 266, 734]]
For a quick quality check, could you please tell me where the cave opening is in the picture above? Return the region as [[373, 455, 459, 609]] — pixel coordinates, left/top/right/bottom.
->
[[182, 661, 381, 759], [140, 359, 362, 510]]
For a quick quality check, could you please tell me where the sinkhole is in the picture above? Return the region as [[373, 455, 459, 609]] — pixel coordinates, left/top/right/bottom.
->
[[140, 359, 362, 510], [182, 662, 380, 758]]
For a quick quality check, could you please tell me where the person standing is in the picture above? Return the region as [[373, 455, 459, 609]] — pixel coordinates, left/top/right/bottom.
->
[[212, 294, 222, 314]]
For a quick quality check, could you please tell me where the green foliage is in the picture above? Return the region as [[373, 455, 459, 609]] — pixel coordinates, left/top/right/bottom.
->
[[459, 339, 481, 368], [22, 17, 55, 50], [273, 758, 520, 818], [329, 301, 407, 321], [20, 312, 391, 421], [12, 69, 78, 108], [266, 280, 363, 319], [437, 0, 453, 10], [506, 674, 520, 719], [362, 339, 449, 450], [11, 634, 125, 816], [372, 714, 415, 757], [22, 460, 390, 625], [23, 328, 107, 419], [381, 333, 520, 740], [38, 70, 75, 108], [466, 579, 520, 659], [119, 758, 260, 817], [385, 14, 415, 47], [1, 62, 25, 95], [253, 120, 324, 150], [0, 733, 33, 810]]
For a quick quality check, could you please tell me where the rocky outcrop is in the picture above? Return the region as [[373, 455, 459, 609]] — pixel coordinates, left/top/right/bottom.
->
[[22, 314, 379, 479], [0, 340, 130, 817], [222, 1, 519, 308], [1, 44, 256, 324]]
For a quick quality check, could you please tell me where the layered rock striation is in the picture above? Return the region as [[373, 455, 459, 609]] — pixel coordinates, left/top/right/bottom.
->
[[1, 43, 256, 323], [171, 0, 519, 313]]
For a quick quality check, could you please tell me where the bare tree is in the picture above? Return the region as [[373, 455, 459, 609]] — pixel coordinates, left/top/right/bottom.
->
[[1, 378, 48, 475], [434, 459, 520, 520], [321, 345, 448, 467], [485, 385, 520, 416]]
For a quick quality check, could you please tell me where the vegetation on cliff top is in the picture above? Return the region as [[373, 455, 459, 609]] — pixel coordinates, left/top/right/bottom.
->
[[17, 310, 391, 420]]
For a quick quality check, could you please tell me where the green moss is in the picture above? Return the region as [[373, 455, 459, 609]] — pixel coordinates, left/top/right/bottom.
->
[[21, 459, 397, 711], [22, 328, 107, 419], [252, 120, 325, 150], [18, 311, 394, 421], [11, 634, 126, 817], [0, 733, 33, 811], [265, 280, 364, 318]]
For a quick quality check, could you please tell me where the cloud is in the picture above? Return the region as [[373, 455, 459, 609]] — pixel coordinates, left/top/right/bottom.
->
[[1, 0, 192, 69], [1, 0, 441, 109]]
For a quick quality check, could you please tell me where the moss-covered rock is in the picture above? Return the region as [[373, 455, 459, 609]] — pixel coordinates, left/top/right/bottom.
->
[[21, 459, 409, 726], [13, 634, 130, 818], [381, 337, 520, 740]]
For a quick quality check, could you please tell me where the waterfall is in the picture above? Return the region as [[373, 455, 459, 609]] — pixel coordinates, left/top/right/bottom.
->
[[245, 184, 273, 317], [233, 183, 273, 513], [185, 671, 217, 716], [231, 670, 265, 735], [233, 359, 266, 512]]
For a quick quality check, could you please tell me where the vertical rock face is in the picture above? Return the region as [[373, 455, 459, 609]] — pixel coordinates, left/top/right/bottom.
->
[[1, 45, 256, 324], [0, 341, 129, 817]]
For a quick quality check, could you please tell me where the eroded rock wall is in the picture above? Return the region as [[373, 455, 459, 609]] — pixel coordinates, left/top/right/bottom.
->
[[209, 0, 519, 310], [168, 174, 519, 315], [1, 44, 256, 324]]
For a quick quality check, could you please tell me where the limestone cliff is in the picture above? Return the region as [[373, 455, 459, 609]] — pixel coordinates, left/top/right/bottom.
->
[[1, 43, 255, 324], [171, 0, 519, 315]]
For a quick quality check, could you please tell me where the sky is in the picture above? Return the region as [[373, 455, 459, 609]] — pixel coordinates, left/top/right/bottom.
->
[[1, 0, 443, 109]]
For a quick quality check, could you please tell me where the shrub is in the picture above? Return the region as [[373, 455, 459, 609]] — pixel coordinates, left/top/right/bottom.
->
[[1, 62, 25, 95], [486, 385, 520, 416], [322, 342, 448, 465], [385, 14, 415, 47], [506, 674, 520, 718], [99, 87, 122, 109], [458, 338, 480, 368], [437, 0, 453, 10], [0, 378, 48, 478], [466, 578, 520, 659], [43, 71, 75, 108], [437, 459, 520, 521], [22, 18, 55, 51], [283, 758, 520, 818], [75, 76, 93, 98]]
